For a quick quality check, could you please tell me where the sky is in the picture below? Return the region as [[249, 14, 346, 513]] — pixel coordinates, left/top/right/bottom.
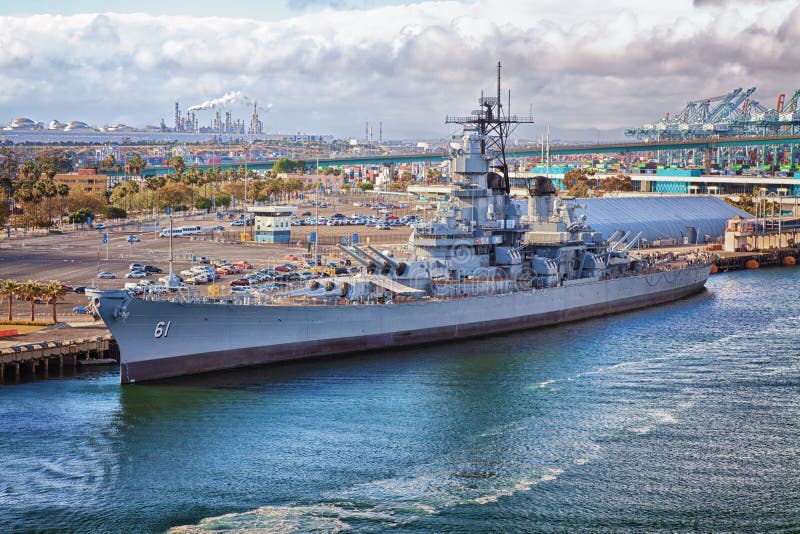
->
[[0, 0, 798, 140]]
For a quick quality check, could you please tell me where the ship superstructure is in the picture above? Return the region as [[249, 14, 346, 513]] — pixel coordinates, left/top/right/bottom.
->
[[88, 64, 713, 383]]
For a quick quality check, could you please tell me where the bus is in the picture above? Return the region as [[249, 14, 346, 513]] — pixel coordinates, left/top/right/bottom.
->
[[159, 228, 184, 238], [179, 225, 201, 236]]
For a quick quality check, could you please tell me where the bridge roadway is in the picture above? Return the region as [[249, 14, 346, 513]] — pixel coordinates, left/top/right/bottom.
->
[[138, 133, 800, 177]]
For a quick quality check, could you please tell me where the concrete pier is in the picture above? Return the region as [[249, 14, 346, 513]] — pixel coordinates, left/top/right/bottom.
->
[[0, 335, 116, 383]]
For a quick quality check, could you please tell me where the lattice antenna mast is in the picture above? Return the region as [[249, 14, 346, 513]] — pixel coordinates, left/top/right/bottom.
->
[[445, 61, 535, 193]]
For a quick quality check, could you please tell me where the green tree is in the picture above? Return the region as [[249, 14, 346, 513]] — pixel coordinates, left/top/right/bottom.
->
[[0, 147, 20, 194], [42, 280, 67, 323], [273, 158, 298, 174], [0, 279, 21, 321], [194, 197, 212, 211], [356, 182, 374, 191], [144, 176, 166, 210], [169, 156, 186, 181], [19, 280, 42, 321], [160, 182, 191, 208], [125, 153, 147, 177], [68, 207, 94, 224], [54, 183, 70, 224], [214, 194, 231, 208], [68, 190, 106, 216], [19, 160, 40, 185], [100, 154, 116, 170], [40, 160, 57, 181], [103, 206, 127, 219]]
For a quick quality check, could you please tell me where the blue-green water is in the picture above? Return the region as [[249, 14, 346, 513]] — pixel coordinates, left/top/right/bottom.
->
[[2, 269, 800, 533]]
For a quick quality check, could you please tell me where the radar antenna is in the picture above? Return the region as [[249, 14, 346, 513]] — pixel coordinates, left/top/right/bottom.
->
[[445, 61, 535, 193]]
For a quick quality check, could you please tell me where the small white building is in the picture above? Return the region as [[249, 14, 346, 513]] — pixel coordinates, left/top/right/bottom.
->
[[248, 205, 296, 243]]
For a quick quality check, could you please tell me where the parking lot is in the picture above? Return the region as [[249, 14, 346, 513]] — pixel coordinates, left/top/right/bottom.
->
[[0, 197, 420, 320]]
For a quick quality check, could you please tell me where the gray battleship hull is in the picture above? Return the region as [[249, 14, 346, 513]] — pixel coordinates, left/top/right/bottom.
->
[[91, 265, 711, 384]]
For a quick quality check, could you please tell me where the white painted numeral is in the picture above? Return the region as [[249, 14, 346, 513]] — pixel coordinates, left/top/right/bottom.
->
[[154, 321, 172, 338]]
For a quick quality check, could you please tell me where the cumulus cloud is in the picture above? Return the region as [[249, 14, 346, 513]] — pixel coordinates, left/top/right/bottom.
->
[[0, 0, 797, 139]]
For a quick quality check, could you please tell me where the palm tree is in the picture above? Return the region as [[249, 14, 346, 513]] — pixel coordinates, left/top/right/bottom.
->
[[19, 160, 40, 185], [169, 156, 186, 182], [101, 154, 116, 171], [56, 183, 70, 225], [125, 153, 147, 178], [19, 280, 43, 321], [144, 176, 166, 213], [0, 279, 21, 321], [42, 280, 68, 323], [124, 181, 140, 212]]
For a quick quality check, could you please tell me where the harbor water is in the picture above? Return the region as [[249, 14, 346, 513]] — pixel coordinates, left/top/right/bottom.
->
[[2, 268, 799, 532]]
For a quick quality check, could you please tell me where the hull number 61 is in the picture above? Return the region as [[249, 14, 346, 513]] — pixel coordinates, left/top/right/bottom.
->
[[154, 321, 172, 338]]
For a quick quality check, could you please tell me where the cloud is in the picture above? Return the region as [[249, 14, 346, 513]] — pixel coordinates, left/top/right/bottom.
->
[[0, 1, 798, 139], [287, 0, 346, 9], [694, 0, 781, 6]]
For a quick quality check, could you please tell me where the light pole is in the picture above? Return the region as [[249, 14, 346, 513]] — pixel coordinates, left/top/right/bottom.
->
[[166, 211, 179, 289]]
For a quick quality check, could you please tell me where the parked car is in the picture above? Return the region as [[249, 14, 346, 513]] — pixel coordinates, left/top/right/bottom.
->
[[144, 285, 170, 294], [95, 223, 106, 230], [124, 283, 145, 295], [97, 271, 116, 279], [73, 286, 87, 294], [72, 306, 88, 314], [129, 263, 145, 271], [144, 265, 162, 273], [230, 286, 253, 294], [127, 234, 141, 243], [126, 270, 148, 279], [230, 278, 252, 286]]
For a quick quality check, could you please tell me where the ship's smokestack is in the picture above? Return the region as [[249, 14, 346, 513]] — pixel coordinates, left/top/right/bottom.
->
[[526, 176, 556, 222]]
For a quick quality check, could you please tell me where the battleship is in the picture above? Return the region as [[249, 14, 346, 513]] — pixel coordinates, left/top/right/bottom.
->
[[88, 64, 712, 384]]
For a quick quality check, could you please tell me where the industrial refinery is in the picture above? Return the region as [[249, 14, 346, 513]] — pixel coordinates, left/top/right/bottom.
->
[[2, 98, 266, 137]]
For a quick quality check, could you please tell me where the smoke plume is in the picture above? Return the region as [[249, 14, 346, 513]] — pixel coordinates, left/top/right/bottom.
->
[[188, 91, 248, 111]]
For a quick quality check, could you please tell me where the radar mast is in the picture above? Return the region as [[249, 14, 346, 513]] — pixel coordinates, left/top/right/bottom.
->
[[445, 61, 535, 193]]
